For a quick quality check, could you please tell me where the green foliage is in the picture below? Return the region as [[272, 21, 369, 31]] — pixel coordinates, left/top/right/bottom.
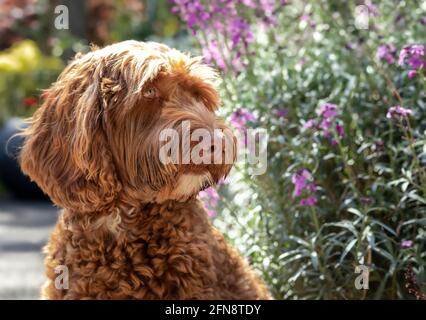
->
[[0, 40, 62, 125], [208, 1, 426, 299], [111, 0, 181, 41]]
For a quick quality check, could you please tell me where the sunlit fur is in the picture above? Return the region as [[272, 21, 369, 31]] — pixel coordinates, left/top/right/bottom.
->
[[19, 41, 270, 299]]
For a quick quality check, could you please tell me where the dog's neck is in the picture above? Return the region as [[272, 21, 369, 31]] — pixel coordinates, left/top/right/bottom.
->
[[61, 197, 207, 239]]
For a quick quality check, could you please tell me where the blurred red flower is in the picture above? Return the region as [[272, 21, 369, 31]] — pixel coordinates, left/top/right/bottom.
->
[[23, 96, 38, 107]]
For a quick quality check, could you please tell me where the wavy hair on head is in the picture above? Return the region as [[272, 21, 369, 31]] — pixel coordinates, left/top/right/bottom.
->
[[19, 50, 124, 212]]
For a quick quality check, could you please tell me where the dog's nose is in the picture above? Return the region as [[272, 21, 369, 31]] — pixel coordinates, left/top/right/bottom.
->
[[211, 130, 227, 156], [193, 131, 221, 158], [187, 129, 235, 165]]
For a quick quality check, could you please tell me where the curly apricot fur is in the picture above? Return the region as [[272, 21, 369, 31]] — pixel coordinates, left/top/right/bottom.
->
[[19, 41, 270, 300]]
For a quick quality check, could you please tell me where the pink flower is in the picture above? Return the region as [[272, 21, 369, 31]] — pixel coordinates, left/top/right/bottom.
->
[[173, 0, 276, 73], [386, 105, 413, 119], [303, 119, 316, 130], [317, 103, 338, 119], [366, 2, 379, 16], [300, 14, 310, 22], [300, 196, 318, 207], [292, 169, 312, 198], [305, 103, 344, 146], [320, 119, 332, 132], [230, 108, 256, 129], [275, 108, 288, 118], [408, 70, 417, 78], [203, 40, 226, 70], [205, 208, 217, 218], [199, 187, 220, 207], [199, 186, 221, 218], [230, 109, 256, 147], [377, 44, 396, 64], [292, 170, 319, 207], [307, 183, 317, 192], [400, 240, 414, 249], [335, 123, 345, 137], [398, 44, 425, 78]]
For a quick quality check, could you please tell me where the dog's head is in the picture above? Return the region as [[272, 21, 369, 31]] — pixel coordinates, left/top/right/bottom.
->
[[20, 41, 236, 212]]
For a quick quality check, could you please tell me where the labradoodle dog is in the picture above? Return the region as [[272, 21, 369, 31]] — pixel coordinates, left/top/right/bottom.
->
[[19, 41, 270, 299]]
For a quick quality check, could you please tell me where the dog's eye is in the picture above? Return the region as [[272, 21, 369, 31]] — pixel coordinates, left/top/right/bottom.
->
[[143, 87, 157, 99]]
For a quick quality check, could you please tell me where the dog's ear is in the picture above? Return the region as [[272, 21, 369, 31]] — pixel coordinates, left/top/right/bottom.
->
[[100, 77, 122, 109], [19, 63, 122, 212]]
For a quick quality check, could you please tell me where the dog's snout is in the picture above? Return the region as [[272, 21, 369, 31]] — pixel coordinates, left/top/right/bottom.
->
[[182, 128, 234, 165]]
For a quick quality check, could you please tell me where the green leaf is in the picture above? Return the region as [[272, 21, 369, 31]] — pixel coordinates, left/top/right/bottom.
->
[[324, 221, 358, 237], [338, 237, 357, 266]]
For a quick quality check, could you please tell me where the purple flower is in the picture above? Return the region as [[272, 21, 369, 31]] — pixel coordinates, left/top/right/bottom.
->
[[386, 105, 413, 119], [316, 103, 338, 137], [299, 14, 316, 27], [345, 42, 355, 51], [307, 183, 317, 192], [230, 108, 256, 146], [259, 0, 274, 15], [172, 0, 279, 73], [292, 169, 312, 198], [300, 14, 310, 22], [230, 18, 253, 49], [199, 187, 221, 218], [366, 2, 379, 16], [300, 196, 318, 207], [206, 209, 217, 218], [200, 187, 220, 206], [303, 119, 316, 130], [407, 57, 424, 69], [171, 0, 208, 32], [275, 108, 288, 118], [304, 103, 345, 146], [317, 103, 338, 119], [328, 123, 344, 145], [320, 119, 332, 132], [410, 45, 425, 57], [377, 44, 396, 64], [305, 103, 345, 146], [230, 108, 256, 128], [398, 45, 425, 77], [292, 170, 319, 207], [335, 123, 345, 137], [400, 240, 414, 249], [203, 40, 226, 70], [408, 70, 417, 78]]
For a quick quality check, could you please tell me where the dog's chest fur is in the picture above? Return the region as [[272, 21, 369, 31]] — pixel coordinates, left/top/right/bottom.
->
[[42, 200, 269, 299]]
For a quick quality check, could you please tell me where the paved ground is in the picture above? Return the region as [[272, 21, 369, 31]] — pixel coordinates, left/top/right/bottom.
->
[[0, 200, 57, 300]]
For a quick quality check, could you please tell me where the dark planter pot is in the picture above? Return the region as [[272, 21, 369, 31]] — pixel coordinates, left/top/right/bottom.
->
[[0, 118, 48, 201]]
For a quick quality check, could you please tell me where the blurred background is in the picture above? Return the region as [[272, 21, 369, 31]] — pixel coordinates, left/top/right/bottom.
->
[[1, 0, 426, 300]]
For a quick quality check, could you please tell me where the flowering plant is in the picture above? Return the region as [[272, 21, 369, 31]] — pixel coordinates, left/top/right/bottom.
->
[[172, 0, 426, 299]]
